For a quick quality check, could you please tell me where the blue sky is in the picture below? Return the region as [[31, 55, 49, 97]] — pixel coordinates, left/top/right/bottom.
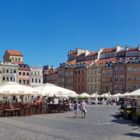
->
[[0, 0, 140, 67]]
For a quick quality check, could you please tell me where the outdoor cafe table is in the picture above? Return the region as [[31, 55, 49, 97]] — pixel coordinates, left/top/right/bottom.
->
[[4, 108, 21, 117]]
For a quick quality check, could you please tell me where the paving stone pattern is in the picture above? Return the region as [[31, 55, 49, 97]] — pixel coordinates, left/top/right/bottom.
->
[[0, 105, 140, 140]]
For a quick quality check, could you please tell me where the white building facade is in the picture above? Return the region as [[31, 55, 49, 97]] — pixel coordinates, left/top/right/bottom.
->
[[30, 66, 43, 87], [1, 62, 19, 84]]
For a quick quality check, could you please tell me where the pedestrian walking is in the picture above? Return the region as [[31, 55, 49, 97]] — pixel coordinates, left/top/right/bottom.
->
[[73, 101, 79, 118], [80, 100, 87, 118]]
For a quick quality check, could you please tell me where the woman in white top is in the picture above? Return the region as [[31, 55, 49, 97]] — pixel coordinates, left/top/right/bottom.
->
[[80, 100, 87, 118]]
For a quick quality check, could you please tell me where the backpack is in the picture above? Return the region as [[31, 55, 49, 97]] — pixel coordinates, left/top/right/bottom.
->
[[73, 103, 78, 110]]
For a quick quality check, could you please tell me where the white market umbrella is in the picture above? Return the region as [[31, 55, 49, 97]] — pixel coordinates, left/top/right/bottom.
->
[[34, 83, 76, 97], [100, 93, 110, 98], [100, 92, 112, 98], [130, 89, 140, 96], [68, 92, 78, 98], [0, 82, 40, 96], [125, 90, 140, 99], [90, 93, 99, 98], [112, 93, 124, 98], [79, 93, 90, 98], [123, 92, 130, 97]]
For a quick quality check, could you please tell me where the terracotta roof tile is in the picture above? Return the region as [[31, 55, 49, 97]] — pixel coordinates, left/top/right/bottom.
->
[[87, 52, 97, 56], [101, 48, 116, 53], [6, 50, 23, 56], [76, 60, 94, 65], [85, 60, 94, 65], [66, 60, 76, 65], [96, 58, 117, 65], [127, 48, 138, 51]]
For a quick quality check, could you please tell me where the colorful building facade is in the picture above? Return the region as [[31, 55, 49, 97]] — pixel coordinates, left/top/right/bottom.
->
[[86, 63, 102, 94], [18, 64, 30, 85], [30, 66, 43, 87], [126, 63, 140, 92], [112, 63, 126, 94]]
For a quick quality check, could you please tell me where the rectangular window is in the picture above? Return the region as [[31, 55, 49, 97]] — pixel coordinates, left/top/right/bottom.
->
[[3, 77, 5, 81], [23, 80, 25, 84]]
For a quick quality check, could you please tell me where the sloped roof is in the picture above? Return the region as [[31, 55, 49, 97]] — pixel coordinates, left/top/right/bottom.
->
[[96, 58, 117, 65], [66, 60, 76, 65], [84, 60, 94, 65], [101, 48, 116, 53], [6, 50, 23, 56], [127, 48, 138, 51], [76, 60, 94, 65], [87, 52, 97, 56]]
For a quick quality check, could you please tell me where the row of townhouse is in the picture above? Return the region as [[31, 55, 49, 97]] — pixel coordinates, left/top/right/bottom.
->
[[87, 59, 140, 95], [0, 50, 43, 87], [44, 45, 140, 94]]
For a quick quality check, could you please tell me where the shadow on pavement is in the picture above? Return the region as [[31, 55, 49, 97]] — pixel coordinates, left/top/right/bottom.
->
[[110, 114, 140, 129], [65, 116, 85, 119], [110, 115, 132, 125], [111, 118, 132, 125], [125, 132, 140, 138]]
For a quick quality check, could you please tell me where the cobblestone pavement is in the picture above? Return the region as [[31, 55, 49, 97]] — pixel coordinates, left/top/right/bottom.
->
[[0, 105, 140, 140]]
